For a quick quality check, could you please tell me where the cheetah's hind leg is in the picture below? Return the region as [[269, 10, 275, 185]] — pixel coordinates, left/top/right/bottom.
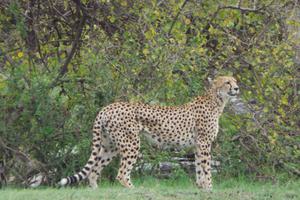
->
[[88, 147, 118, 189], [115, 125, 140, 188]]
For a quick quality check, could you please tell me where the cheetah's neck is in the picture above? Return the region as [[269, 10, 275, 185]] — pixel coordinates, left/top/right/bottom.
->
[[208, 89, 229, 113], [192, 89, 229, 115]]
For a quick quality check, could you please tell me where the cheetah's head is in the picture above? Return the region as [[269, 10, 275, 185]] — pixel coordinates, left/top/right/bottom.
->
[[210, 76, 239, 99]]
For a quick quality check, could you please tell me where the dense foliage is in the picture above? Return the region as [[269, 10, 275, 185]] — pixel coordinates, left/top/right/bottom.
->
[[0, 0, 299, 186]]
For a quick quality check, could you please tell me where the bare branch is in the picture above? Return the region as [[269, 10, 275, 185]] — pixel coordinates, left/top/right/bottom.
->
[[237, 0, 242, 8], [219, 5, 263, 13], [58, 16, 85, 77], [219, 0, 275, 13], [168, 0, 190, 36], [50, 1, 87, 87], [0, 137, 31, 163]]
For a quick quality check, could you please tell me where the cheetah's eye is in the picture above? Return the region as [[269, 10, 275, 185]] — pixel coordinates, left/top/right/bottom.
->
[[226, 81, 230, 85]]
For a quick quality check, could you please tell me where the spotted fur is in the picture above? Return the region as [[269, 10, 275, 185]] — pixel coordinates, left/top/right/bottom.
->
[[59, 76, 239, 190]]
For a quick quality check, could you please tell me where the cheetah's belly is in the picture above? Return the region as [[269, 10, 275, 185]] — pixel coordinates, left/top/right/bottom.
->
[[141, 127, 196, 149]]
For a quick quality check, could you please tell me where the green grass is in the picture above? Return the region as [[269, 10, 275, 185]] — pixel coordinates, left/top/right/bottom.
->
[[1, 177, 299, 200]]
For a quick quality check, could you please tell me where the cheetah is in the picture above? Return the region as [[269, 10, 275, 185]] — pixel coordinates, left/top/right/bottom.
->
[[59, 76, 239, 190]]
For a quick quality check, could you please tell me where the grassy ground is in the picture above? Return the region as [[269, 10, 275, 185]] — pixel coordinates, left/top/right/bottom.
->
[[1, 177, 299, 200]]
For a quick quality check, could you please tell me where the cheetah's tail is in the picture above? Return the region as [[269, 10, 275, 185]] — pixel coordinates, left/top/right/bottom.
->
[[59, 113, 103, 186]]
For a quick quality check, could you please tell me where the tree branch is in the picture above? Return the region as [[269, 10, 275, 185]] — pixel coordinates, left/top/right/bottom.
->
[[50, 3, 86, 87], [168, 0, 190, 36], [218, 0, 275, 13], [0, 137, 31, 163], [219, 5, 263, 13]]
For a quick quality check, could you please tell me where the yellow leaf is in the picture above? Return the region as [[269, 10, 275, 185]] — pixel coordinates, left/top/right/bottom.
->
[[184, 18, 191, 25], [154, 10, 160, 17], [120, 0, 127, 6], [17, 52, 24, 58], [169, 38, 175, 43], [109, 16, 116, 23], [208, 25, 217, 34], [143, 48, 150, 55], [281, 95, 289, 105], [223, 19, 234, 27], [197, 47, 205, 55], [145, 27, 156, 40], [278, 107, 286, 117]]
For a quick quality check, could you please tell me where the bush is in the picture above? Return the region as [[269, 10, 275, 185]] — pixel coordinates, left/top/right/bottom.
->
[[0, 0, 299, 185]]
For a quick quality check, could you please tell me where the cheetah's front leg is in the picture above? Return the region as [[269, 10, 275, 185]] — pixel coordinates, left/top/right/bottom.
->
[[195, 142, 212, 191]]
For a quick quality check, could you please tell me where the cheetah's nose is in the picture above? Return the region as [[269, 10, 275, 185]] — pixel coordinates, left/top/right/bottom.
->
[[234, 87, 239, 92]]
